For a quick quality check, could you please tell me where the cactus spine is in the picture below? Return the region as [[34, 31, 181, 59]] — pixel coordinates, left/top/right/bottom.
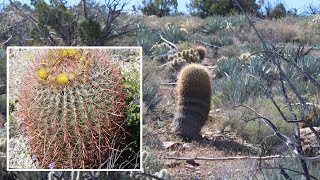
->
[[173, 64, 212, 140], [18, 49, 128, 169]]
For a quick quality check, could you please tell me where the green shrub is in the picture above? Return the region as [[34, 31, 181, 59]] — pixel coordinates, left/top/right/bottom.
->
[[142, 60, 162, 110], [226, 98, 294, 154], [138, 0, 178, 17], [79, 18, 101, 45], [124, 66, 141, 154], [270, 3, 287, 19]]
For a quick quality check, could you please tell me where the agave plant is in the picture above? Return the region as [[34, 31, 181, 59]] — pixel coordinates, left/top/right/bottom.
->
[[135, 28, 160, 55], [215, 57, 245, 78], [202, 16, 224, 34], [260, 157, 320, 180], [218, 31, 234, 46], [215, 72, 260, 104], [161, 25, 189, 44], [248, 56, 272, 82]]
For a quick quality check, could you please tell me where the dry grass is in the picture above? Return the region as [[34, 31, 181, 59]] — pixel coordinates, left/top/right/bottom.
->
[[143, 15, 204, 30], [254, 20, 298, 44]]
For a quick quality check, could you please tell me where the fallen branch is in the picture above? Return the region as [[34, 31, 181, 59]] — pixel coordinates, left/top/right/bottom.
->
[[1, 35, 12, 45], [197, 40, 227, 50], [158, 61, 172, 68], [161, 83, 177, 86], [159, 33, 177, 49], [165, 155, 286, 161]]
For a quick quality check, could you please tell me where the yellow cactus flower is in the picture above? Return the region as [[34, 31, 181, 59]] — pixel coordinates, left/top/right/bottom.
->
[[67, 49, 77, 57], [59, 49, 69, 57], [57, 73, 69, 84], [37, 68, 50, 79]]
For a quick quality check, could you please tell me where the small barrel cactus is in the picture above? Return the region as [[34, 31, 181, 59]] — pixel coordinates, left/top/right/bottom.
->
[[18, 48, 128, 168], [173, 64, 212, 140], [168, 46, 207, 69]]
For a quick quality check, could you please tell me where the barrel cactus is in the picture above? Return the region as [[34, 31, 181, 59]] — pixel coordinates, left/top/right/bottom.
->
[[18, 48, 129, 169], [173, 64, 212, 140]]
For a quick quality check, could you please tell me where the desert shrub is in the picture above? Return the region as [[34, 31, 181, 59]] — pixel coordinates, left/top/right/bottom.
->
[[226, 98, 293, 153], [215, 72, 260, 104], [218, 31, 234, 46], [247, 56, 273, 84], [226, 15, 250, 30], [219, 45, 241, 58], [187, 0, 258, 17], [142, 59, 162, 110], [255, 20, 297, 44], [150, 43, 172, 57], [180, 17, 203, 33], [278, 49, 320, 97]]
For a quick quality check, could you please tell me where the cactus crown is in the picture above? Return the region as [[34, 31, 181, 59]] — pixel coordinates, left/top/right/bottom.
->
[[35, 49, 93, 88], [176, 64, 212, 101]]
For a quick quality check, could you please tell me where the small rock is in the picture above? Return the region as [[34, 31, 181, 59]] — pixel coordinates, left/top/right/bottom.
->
[[185, 164, 194, 169], [182, 143, 193, 150], [162, 141, 182, 150], [167, 151, 180, 157], [186, 159, 200, 167], [165, 161, 180, 168]]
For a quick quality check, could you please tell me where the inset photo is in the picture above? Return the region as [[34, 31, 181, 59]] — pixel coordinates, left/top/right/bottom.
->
[[7, 47, 142, 171]]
